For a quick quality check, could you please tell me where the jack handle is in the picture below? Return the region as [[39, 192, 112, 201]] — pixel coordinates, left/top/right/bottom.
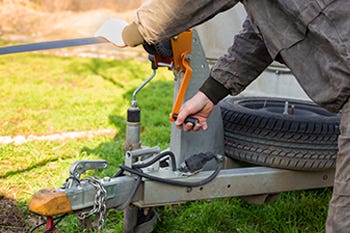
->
[[169, 52, 199, 126]]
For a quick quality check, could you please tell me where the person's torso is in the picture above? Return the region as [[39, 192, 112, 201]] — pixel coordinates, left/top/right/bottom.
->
[[242, 0, 336, 58]]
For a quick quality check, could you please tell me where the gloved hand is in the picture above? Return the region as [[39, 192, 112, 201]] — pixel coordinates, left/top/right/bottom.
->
[[122, 22, 173, 58], [122, 22, 144, 47]]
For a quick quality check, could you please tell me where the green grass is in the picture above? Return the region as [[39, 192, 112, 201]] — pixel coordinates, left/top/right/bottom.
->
[[0, 54, 159, 135], [155, 189, 331, 233], [0, 53, 332, 232]]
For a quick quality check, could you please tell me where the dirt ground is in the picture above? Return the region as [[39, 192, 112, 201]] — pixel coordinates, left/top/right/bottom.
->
[[0, 195, 27, 233], [0, 1, 145, 231]]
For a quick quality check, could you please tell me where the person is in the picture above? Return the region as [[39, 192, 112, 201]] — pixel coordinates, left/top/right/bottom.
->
[[122, 0, 350, 232]]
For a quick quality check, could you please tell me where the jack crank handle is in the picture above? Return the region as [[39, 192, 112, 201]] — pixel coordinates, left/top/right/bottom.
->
[[172, 114, 199, 126]]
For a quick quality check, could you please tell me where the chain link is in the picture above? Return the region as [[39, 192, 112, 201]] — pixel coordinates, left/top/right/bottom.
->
[[77, 176, 107, 233]]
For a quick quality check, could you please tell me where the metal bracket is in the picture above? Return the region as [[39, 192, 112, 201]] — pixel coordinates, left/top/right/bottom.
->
[[125, 146, 161, 168], [64, 160, 108, 189]]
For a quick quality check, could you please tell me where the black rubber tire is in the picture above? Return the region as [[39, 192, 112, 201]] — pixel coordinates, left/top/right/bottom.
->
[[219, 96, 340, 171]]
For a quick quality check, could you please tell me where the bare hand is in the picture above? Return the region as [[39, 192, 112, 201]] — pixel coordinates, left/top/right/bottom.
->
[[174, 91, 215, 132]]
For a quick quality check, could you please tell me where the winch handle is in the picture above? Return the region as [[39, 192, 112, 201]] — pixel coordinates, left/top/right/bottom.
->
[[150, 30, 199, 126], [169, 50, 195, 123], [172, 113, 199, 126], [168, 50, 198, 125]]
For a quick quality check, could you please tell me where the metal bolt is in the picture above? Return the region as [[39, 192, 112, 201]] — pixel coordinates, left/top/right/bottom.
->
[[76, 164, 84, 172], [215, 154, 225, 162], [290, 105, 295, 115], [283, 101, 289, 115]]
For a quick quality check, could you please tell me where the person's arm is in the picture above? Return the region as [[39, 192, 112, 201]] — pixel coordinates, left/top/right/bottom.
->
[[200, 19, 273, 104], [123, 0, 238, 46], [175, 19, 273, 131]]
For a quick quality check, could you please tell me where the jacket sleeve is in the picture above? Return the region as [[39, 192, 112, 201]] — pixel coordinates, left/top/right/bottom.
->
[[135, 0, 238, 44], [200, 19, 273, 103]]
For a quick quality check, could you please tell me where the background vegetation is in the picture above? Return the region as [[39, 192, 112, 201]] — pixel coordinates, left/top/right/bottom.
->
[[29, 0, 144, 12]]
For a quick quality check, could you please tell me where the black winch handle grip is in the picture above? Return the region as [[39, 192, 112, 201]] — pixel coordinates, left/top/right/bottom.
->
[[172, 114, 199, 126]]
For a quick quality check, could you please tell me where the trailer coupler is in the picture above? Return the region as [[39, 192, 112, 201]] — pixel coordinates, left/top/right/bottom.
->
[[28, 152, 223, 232]]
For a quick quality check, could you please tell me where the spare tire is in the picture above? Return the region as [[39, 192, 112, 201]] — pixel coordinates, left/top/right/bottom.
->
[[219, 96, 340, 171]]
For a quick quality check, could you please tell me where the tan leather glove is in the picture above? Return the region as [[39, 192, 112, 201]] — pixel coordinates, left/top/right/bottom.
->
[[122, 22, 144, 47]]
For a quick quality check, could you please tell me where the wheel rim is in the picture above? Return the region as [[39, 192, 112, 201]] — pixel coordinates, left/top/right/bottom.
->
[[235, 98, 338, 118]]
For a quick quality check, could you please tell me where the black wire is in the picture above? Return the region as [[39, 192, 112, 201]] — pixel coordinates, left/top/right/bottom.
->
[[113, 150, 177, 177], [113, 167, 125, 177], [29, 221, 46, 233], [115, 175, 142, 210], [119, 162, 221, 188], [132, 151, 177, 171]]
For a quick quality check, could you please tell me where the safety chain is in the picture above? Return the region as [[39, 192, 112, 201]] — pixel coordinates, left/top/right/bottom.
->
[[77, 176, 107, 233]]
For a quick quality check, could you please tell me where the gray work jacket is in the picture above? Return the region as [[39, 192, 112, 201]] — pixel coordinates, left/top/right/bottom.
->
[[136, 0, 350, 112]]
